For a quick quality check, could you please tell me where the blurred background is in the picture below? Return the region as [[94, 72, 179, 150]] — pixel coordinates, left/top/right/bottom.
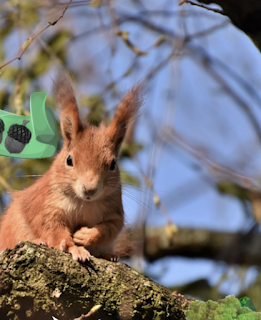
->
[[1, 0, 261, 310]]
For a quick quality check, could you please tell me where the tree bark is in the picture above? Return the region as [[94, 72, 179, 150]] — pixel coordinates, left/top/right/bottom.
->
[[0, 242, 192, 320], [198, 0, 261, 50]]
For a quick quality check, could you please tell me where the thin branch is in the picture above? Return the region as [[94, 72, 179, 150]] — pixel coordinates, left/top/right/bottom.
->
[[184, 19, 229, 41], [71, 10, 261, 143], [100, 55, 139, 96], [187, 45, 261, 141], [57, 0, 89, 5], [132, 155, 173, 226], [179, 0, 224, 15], [131, 9, 223, 19], [162, 127, 260, 191], [71, 9, 224, 42], [0, 0, 73, 71]]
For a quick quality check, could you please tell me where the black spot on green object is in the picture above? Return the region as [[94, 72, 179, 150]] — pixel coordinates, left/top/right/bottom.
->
[[5, 119, 31, 154], [0, 118, 4, 144]]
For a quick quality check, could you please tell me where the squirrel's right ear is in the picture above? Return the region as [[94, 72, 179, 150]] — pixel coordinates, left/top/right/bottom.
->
[[107, 84, 144, 156], [54, 72, 82, 149]]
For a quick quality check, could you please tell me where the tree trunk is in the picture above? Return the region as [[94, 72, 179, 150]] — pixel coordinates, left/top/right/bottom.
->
[[0, 242, 192, 320]]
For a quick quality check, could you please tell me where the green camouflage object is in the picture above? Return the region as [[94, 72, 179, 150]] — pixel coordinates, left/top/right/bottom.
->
[[0, 92, 57, 159]]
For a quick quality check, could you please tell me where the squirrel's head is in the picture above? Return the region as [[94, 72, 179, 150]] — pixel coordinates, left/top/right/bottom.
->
[[54, 72, 143, 202]]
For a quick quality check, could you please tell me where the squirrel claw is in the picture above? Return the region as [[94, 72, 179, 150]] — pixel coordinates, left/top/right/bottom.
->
[[111, 255, 119, 262], [100, 253, 119, 262], [59, 240, 91, 262], [32, 239, 47, 247], [69, 245, 91, 263]]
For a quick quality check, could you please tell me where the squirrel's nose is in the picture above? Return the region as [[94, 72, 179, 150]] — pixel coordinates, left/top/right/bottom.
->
[[83, 187, 97, 196]]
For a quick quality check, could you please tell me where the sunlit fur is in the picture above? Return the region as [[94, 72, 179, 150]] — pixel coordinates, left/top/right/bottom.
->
[[0, 72, 143, 261]]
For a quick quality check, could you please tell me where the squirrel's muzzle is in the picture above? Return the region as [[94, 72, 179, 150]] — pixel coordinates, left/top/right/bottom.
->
[[83, 187, 98, 196]]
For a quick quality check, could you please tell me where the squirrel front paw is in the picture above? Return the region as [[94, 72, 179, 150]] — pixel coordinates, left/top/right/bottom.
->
[[69, 245, 91, 262], [73, 226, 99, 247], [59, 239, 91, 262]]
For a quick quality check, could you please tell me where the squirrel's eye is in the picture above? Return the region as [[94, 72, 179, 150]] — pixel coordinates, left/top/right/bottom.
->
[[109, 159, 117, 171], [66, 155, 73, 167]]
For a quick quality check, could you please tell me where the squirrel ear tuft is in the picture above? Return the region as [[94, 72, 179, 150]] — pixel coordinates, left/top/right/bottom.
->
[[107, 83, 144, 156], [54, 71, 82, 149]]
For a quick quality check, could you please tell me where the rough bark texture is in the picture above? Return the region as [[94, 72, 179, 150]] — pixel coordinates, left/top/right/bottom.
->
[[144, 226, 261, 266], [198, 0, 261, 50], [0, 242, 192, 320]]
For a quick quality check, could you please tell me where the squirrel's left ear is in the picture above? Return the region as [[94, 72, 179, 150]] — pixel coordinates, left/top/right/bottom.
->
[[107, 84, 143, 156], [54, 72, 82, 149]]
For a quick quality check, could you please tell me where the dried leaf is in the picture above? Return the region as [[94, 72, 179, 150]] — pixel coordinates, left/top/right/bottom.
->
[[90, 0, 102, 7], [144, 176, 153, 189], [123, 67, 133, 77], [153, 35, 166, 47], [165, 223, 178, 240], [21, 38, 33, 52], [116, 30, 148, 56], [153, 193, 161, 208]]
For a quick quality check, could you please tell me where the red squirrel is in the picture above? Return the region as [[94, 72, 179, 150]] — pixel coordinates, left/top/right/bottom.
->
[[0, 73, 142, 262]]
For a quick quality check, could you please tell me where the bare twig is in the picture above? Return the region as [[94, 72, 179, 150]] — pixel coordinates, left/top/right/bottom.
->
[[188, 45, 261, 141], [184, 19, 229, 41], [132, 155, 173, 225], [179, 0, 224, 15], [0, 0, 73, 71], [162, 127, 260, 191]]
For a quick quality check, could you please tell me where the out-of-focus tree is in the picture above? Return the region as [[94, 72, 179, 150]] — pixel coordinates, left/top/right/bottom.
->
[[1, 0, 261, 312]]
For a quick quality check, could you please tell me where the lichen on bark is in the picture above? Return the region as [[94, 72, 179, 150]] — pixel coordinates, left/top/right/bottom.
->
[[0, 242, 191, 320]]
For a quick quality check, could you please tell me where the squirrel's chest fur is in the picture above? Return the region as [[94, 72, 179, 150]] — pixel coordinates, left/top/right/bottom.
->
[[55, 195, 109, 231], [16, 175, 122, 236]]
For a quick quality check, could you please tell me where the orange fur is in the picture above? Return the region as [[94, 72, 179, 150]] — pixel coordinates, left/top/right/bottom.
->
[[0, 73, 143, 262]]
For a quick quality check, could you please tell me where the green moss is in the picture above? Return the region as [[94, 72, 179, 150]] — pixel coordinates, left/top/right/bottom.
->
[[186, 296, 261, 320]]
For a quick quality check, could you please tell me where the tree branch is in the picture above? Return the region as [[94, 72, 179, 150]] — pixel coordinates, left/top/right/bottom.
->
[[0, 0, 73, 71], [144, 225, 261, 266], [179, 0, 224, 15], [0, 242, 192, 320], [192, 0, 261, 50]]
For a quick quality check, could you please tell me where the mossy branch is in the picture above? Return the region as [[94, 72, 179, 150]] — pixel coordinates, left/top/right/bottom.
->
[[0, 242, 192, 320]]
